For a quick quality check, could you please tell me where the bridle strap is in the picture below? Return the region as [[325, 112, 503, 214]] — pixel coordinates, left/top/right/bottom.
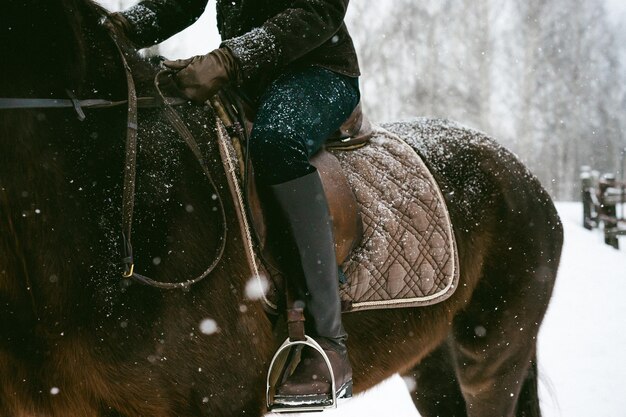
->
[[0, 96, 186, 111], [111, 36, 227, 290], [0, 97, 113, 110]]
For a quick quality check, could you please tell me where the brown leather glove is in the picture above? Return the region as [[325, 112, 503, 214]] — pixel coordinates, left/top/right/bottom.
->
[[163, 48, 241, 104]]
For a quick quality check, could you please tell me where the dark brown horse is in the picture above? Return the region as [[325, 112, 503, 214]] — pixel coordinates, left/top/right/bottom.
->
[[0, 1, 562, 416]]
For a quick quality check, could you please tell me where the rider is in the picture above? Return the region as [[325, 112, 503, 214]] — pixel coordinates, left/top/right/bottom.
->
[[108, 0, 360, 405]]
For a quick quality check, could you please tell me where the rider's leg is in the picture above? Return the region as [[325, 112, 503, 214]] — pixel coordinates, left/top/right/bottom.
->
[[268, 171, 353, 399], [249, 66, 359, 400]]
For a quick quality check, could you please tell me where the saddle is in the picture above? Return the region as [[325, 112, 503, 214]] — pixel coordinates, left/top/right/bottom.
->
[[213, 91, 459, 314]]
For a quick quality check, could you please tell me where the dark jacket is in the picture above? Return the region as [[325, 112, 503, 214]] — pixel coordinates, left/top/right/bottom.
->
[[122, 0, 360, 95]]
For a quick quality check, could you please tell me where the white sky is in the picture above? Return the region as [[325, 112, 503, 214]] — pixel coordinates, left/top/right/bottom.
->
[[605, 0, 626, 23], [99, 0, 219, 58], [605, 0, 626, 13]]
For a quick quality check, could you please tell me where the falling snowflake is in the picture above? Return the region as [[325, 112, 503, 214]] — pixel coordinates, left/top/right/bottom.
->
[[245, 275, 269, 300], [474, 325, 487, 337], [199, 318, 219, 335]]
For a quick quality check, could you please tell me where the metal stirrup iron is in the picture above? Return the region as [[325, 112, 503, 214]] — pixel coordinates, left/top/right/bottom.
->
[[266, 307, 340, 413]]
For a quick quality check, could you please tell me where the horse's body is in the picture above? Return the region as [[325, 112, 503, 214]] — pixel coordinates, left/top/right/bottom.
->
[[0, 2, 562, 416]]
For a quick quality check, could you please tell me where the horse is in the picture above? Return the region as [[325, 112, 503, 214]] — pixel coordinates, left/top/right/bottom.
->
[[0, 1, 563, 416]]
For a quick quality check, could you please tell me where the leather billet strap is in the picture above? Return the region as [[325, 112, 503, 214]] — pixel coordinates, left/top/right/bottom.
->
[[287, 308, 306, 342], [110, 32, 228, 289]]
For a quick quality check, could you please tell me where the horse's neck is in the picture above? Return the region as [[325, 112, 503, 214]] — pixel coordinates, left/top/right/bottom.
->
[[0, 105, 127, 322], [1, 0, 230, 331]]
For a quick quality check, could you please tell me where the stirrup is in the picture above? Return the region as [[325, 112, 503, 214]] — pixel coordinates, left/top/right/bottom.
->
[[266, 335, 351, 413]]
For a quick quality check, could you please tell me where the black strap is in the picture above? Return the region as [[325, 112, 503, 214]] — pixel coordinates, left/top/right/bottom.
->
[[0, 96, 186, 111]]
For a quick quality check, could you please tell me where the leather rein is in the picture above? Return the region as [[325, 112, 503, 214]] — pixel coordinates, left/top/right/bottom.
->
[[0, 33, 227, 290]]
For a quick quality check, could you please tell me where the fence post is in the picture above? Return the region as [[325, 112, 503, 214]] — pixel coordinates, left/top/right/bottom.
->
[[600, 174, 619, 249], [581, 166, 594, 229], [620, 148, 626, 220]]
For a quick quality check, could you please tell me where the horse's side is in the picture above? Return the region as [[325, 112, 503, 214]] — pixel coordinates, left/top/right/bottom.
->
[[0, 1, 562, 416]]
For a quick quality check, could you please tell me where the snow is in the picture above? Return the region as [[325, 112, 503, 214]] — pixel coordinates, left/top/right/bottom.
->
[[267, 202, 626, 417], [245, 275, 270, 300], [199, 318, 219, 335], [538, 202, 626, 417]]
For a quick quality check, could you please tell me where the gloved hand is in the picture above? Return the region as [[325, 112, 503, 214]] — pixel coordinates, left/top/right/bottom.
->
[[163, 48, 241, 104]]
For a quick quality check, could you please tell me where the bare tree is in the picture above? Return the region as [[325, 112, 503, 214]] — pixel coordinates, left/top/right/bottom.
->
[[350, 0, 625, 200]]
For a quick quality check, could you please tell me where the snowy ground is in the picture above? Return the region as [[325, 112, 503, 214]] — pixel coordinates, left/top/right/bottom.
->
[[538, 202, 626, 417], [268, 202, 626, 417]]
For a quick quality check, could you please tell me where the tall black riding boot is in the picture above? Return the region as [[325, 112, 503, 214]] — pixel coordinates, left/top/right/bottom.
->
[[269, 169, 352, 405]]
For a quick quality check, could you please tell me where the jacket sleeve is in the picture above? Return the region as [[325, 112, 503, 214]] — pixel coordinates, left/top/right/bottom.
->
[[120, 0, 209, 48], [222, 0, 349, 82]]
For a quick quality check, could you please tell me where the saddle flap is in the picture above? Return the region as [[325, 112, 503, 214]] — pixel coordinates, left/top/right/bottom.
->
[[311, 151, 363, 263]]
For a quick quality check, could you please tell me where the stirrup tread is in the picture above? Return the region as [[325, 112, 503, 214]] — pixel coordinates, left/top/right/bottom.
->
[[273, 379, 353, 405]]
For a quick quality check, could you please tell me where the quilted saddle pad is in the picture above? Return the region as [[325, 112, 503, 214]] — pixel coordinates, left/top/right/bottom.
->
[[216, 123, 459, 314], [332, 126, 459, 312]]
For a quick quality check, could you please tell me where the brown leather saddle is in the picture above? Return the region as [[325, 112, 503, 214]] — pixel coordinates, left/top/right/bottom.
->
[[213, 89, 373, 270]]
